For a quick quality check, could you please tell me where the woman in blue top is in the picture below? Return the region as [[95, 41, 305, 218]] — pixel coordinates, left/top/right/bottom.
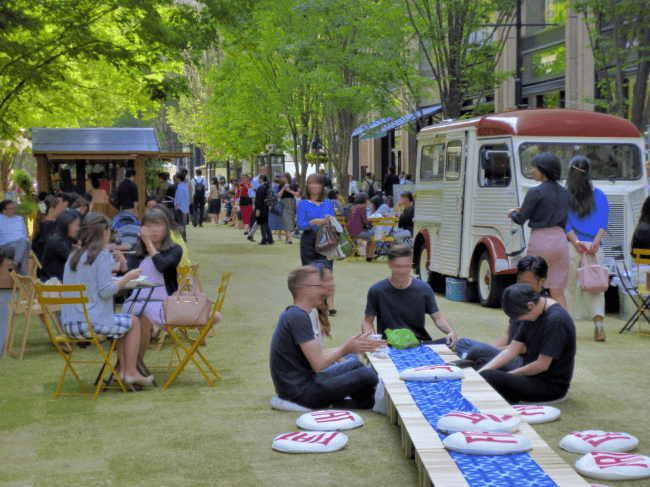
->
[[297, 173, 336, 272], [564, 156, 609, 342]]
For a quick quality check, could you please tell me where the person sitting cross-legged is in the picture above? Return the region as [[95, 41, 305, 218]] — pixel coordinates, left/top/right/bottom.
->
[[452, 255, 549, 371], [361, 245, 458, 347], [478, 283, 576, 405], [269, 266, 384, 409]]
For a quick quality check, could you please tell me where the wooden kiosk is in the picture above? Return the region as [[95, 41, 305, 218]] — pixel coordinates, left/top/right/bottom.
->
[[32, 128, 189, 221]]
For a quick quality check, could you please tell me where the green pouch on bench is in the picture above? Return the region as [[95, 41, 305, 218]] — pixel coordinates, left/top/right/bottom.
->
[[385, 328, 420, 350]]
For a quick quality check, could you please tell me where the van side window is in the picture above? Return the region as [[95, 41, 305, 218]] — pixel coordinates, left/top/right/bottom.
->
[[420, 143, 445, 181], [478, 143, 511, 187], [445, 140, 462, 180]]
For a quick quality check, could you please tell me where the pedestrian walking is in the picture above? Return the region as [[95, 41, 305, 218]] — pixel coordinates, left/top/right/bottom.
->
[[269, 177, 284, 238], [508, 152, 570, 310], [191, 169, 207, 227], [208, 177, 222, 225], [173, 173, 189, 242], [254, 174, 273, 245], [277, 172, 298, 244], [297, 174, 336, 270], [564, 156, 609, 342], [234, 174, 254, 233]]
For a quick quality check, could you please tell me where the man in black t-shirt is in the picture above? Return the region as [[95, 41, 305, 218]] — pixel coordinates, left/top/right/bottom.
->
[[116, 168, 139, 216], [382, 166, 400, 206], [479, 283, 576, 404], [269, 266, 383, 409], [361, 245, 458, 347]]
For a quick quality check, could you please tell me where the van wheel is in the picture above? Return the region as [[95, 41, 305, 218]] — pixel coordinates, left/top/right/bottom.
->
[[415, 245, 428, 282], [475, 250, 505, 308]]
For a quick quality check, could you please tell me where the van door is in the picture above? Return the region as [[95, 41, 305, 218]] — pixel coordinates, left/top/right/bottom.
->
[[439, 137, 466, 276], [472, 139, 521, 257]]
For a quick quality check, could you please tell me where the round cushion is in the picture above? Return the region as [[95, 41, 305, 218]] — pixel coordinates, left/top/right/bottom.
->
[[443, 431, 532, 456], [560, 430, 639, 454], [512, 404, 561, 424], [590, 484, 612, 487], [272, 431, 348, 454], [437, 412, 520, 434], [296, 410, 364, 431], [575, 452, 650, 481], [399, 364, 464, 382], [270, 396, 311, 412]]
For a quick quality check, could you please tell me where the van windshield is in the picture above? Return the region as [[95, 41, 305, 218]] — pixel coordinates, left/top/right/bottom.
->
[[519, 143, 642, 180]]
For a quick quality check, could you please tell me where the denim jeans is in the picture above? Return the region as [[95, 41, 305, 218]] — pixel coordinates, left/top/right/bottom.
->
[[454, 338, 523, 372]]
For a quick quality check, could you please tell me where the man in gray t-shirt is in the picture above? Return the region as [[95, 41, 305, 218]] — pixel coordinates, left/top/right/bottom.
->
[[270, 266, 385, 409], [361, 245, 458, 347]]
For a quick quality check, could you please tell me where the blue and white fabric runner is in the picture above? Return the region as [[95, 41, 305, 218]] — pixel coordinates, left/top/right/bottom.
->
[[390, 346, 558, 487]]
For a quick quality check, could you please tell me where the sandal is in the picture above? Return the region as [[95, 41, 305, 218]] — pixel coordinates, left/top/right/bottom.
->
[[328, 309, 337, 316]]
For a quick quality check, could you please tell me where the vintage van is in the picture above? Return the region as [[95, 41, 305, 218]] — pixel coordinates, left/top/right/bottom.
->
[[413, 108, 648, 307]]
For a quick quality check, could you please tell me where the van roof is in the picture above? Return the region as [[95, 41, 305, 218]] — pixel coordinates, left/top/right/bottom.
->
[[419, 108, 641, 138]]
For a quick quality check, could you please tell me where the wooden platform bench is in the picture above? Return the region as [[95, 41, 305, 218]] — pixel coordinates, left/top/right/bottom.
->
[[367, 344, 590, 487]]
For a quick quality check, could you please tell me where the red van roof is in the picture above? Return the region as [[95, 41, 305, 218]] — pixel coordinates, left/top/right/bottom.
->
[[420, 109, 641, 138]]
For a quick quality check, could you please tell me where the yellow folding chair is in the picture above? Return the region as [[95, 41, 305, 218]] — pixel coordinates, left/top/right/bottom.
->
[[5, 272, 65, 359], [163, 272, 231, 389], [28, 250, 42, 280], [632, 248, 650, 337], [336, 216, 362, 262], [368, 217, 398, 262], [34, 284, 127, 400]]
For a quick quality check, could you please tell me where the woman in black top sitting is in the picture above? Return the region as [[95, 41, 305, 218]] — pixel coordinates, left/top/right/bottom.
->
[[39, 211, 81, 282], [121, 207, 183, 334], [32, 195, 63, 263], [631, 196, 650, 254], [508, 152, 570, 310]]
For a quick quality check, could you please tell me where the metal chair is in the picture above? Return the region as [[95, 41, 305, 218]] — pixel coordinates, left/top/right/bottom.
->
[[369, 217, 398, 262], [632, 248, 650, 337], [613, 246, 650, 333], [336, 216, 362, 262], [34, 284, 127, 400], [163, 272, 231, 389]]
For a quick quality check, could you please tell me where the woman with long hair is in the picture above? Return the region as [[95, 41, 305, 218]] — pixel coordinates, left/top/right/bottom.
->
[[32, 195, 63, 262], [564, 156, 609, 341], [154, 204, 190, 267], [39, 211, 81, 282], [208, 177, 222, 225], [121, 207, 184, 333], [277, 172, 299, 243], [297, 174, 336, 269], [61, 213, 153, 388], [269, 176, 285, 239], [508, 152, 570, 310], [632, 197, 650, 252], [234, 174, 254, 233]]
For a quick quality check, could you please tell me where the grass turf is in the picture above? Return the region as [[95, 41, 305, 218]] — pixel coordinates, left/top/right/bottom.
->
[[1, 224, 649, 487]]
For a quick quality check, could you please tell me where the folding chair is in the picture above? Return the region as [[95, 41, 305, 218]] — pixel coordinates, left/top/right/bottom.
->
[[163, 272, 231, 389], [613, 246, 650, 333], [34, 284, 127, 400], [336, 216, 362, 262], [28, 250, 42, 280], [632, 248, 650, 337], [5, 272, 65, 359], [368, 217, 397, 262]]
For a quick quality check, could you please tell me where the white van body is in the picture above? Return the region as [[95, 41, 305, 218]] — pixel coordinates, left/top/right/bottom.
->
[[413, 109, 648, 307]]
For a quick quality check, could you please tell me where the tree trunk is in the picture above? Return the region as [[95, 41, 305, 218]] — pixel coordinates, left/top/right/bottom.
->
[[631, 27, 650, 131]]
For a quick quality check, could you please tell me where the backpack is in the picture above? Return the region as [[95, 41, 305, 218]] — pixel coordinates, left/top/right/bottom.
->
[[264, 187, 278, 208], [193, 178, 206, 196], [366, 180, 376, 198]]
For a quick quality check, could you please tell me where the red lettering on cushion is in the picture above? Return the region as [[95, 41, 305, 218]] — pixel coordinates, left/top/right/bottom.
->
[[445, 412, 508, 424], [311, 411, 356, 423], [574, 432, 632, 448], [462, 432, 518, 444], [593, 452, 648, 470], [414, 365, 454, 372], [276, 432, 339, 446]]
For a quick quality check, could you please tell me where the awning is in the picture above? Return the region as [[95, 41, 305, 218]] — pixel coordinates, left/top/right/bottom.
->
[[352, 105, 443, 140], [32, 128, 160, 155]]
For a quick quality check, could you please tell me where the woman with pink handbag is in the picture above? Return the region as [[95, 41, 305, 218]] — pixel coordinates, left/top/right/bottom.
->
[[564, 157, 609, 342]]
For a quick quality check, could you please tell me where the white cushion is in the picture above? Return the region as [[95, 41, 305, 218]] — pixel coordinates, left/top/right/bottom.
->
[[589, 484, 612, 487], [437, 412, 520, 434], [560, 430, 639, 454], [443, 431, 532, 456], [575, 452, 650, 481], [296, 410, 364, 431], [519, 393, 567, 405], [270, 396, 312, 412], [399, 364, 464, 382], [512, 405, 561, 424], [272, 431, 348, 453]]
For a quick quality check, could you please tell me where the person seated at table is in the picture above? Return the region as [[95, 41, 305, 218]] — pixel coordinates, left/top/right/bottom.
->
[[39, 211, 81, 283], [393, 191, 414, 245], [342, 195, 355, 219], [70, 197, 91, 219], [478, 283, 576, 404], [361, 245, 458, 347], [327, 189, 344, 214], [369, 195, 391, 217], [270, 266, 384, 409], [32, 195, 64, 262], [145, 195, 160, 210], [154, 204, 190, 267], [346, 193, 373, 241], [61, 212, 154, 388], [121, 207, 184, 333], [0, 200, 30, 276], [452, 255, 549, 370]]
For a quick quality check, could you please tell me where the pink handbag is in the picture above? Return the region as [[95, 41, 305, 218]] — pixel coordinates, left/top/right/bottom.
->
[[162, 278, 214, 326], [577, 254, 609, 293]]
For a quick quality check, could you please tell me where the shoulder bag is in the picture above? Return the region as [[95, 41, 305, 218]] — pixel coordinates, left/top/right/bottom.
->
[[315, 220, 339, 253], [162, 278, 214, 326]]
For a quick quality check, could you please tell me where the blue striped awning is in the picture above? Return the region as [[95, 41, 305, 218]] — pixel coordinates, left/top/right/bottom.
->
[[352, 105, 442, 140]]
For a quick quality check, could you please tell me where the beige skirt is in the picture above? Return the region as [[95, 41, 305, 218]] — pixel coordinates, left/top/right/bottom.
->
[[527, 226, 570, 289]]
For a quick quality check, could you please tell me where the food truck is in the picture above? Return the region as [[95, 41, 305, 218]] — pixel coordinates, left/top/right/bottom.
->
[[413, 108, 649, 307]]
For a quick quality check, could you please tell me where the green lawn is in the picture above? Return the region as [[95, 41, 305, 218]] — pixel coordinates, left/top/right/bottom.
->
[[1, 224, 649, 486]]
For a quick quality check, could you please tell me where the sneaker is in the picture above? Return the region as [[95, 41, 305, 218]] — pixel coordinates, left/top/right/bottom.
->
[[595, 326, 606, 342], [247, 236, 255, 242]]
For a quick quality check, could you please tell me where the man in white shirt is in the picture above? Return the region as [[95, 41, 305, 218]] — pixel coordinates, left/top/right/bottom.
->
[[348, 174, 359, 198], [0, 200, 30, 275], [399, 171, 406, 184]]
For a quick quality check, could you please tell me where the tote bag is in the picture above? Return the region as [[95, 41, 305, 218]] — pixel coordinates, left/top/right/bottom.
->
[[577, 254, 609, 294]]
